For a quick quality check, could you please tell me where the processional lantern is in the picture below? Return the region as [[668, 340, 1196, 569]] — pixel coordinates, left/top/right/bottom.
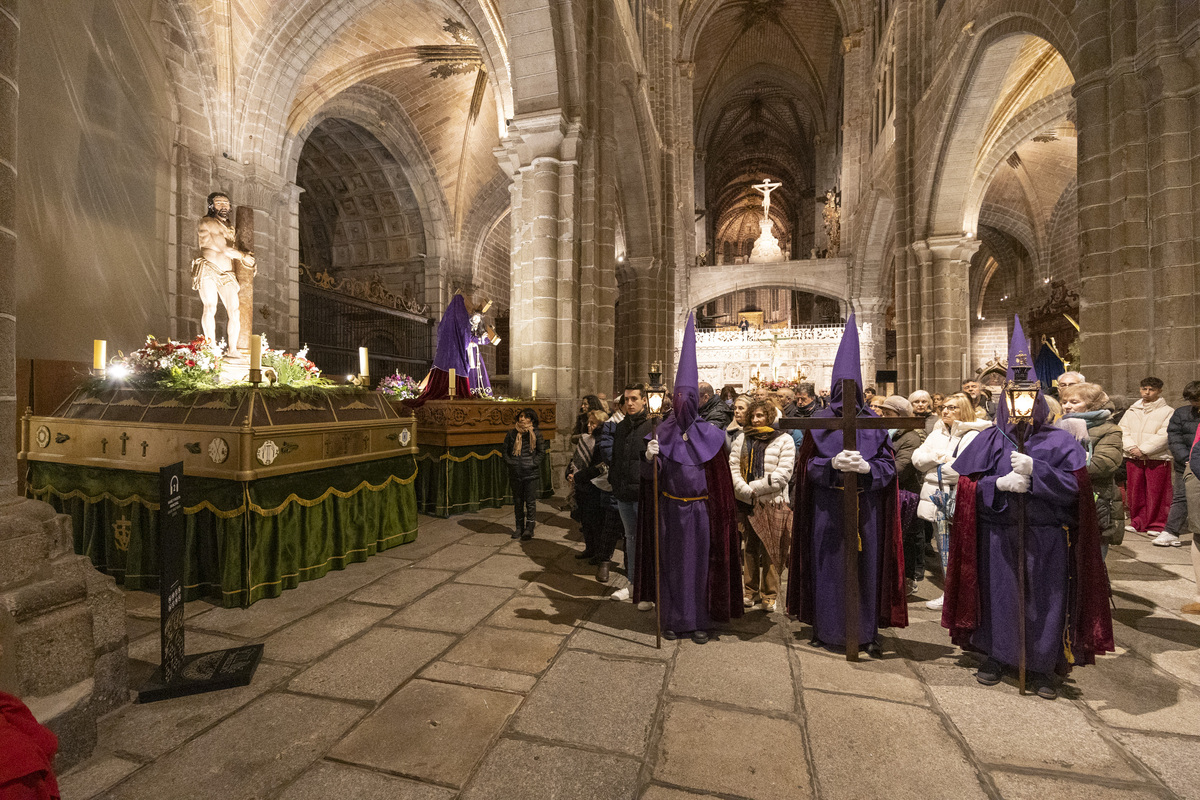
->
[[647, 361, 666, 416], [1005, 351, 1039, 423]]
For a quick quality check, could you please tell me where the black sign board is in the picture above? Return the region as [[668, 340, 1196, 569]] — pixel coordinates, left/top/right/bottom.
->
[[158, 461, 186, 684], [138, 461, 262, 702]]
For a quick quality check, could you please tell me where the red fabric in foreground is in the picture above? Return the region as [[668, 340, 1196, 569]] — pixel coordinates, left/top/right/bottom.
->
[[1125, 458, 1172, 532], [402, 367, 472, 410], [0, 692, 60, 800]]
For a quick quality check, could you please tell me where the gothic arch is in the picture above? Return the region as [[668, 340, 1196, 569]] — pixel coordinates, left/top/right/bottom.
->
[[678, 0, 860, 61], [688, 259, 850, 309], [285, 85, 453, 268], [917, 13, 1078, 240]]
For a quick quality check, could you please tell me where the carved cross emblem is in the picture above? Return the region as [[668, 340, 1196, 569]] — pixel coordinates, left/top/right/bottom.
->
[[113, 516, 132, 552], [119, 432, 131, 456]]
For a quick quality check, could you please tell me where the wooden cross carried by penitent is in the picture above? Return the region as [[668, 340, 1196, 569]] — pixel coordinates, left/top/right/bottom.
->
[[778, 378, 926, 662]]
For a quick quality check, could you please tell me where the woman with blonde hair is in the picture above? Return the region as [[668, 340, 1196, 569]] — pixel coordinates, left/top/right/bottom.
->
[[912, 393, 991, 609], [1060, 382, 1124, 557]]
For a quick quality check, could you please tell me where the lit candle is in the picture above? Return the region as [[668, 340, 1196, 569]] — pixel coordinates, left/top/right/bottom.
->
[[532, 371, 538, 399], [93, 340, 106, 371], [359, 347, 369, 377], [448, 368, 456, 396], [249, 335, 261, 371]]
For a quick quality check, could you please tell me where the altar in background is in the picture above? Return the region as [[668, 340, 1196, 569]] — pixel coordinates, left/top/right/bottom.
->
[[688, 323, 874, 390]]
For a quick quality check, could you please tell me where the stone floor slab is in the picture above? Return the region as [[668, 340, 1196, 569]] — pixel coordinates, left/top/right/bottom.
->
[[805, 692, 984, 799], [459, 738, 641, 800], [989, 771, 1167, 800], [187, 557, 404, 638], [58, 754, 140, 800], [348, 566, 455, 607], [929, 684, 1136, 777], [288, 627, 455, 702], [640, 787, 721, 800], [521, 569, 610, 599], [510, 649, 666, 756], [1115, 731, 1200, 800], [670, 637, 794, 713], [456, 554, 545, 588], [103, 693, 364, 800], [796, 641, 929, 706], [458, 531, 514, 547], [420, 661, 538, 694], [654, 700, 811, 800], [485, 592, 595, 634], [1074, 649, 1200, 735], [263, 601, 392, 664], [383, 583, 515, 634], [276, 761, 454, 800], [98, 662, 294, 760], [570, 600, 678, 659], [410, 542, 494, 571], [442, 625, 564, 674], [330, 679, 521, 787]]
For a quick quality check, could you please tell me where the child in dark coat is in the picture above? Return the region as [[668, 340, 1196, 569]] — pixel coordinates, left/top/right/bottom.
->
[[503, 408, 548, 539]]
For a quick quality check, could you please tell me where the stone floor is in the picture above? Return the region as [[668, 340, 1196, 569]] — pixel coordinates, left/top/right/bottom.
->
[[59, 496, 1200, 800]]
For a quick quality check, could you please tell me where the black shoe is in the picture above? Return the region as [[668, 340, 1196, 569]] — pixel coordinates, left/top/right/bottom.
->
[[596, 562, 610, 583], [1030, 672, 1058, 700], [809, 637, 824, 648], [691, 631, 710, 645], [511, 529, 522, 539], [976, 658, 1003, 686], [866, 640, 883, 659], [520, 529, 534, 541], [575, 551, 596, 560], [663, 630, 679, 640]]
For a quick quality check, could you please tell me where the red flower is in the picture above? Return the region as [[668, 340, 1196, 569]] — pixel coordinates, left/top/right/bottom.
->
[[186, 359, 196, 367]]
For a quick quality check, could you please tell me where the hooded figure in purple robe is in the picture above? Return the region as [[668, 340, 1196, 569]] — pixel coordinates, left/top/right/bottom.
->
[[943, 315, 1113, 699], [632, 314, 742, 643], [405, 294, 474, 408], [785, 314, 908, 656]]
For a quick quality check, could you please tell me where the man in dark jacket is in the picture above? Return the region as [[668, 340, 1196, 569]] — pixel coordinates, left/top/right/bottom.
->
[[1163, 381, 1200, 546], [503, 409, 547, 540], [795, 382, 819, 417], [698, 381, 733, 429], [609, 384, 655, 604]]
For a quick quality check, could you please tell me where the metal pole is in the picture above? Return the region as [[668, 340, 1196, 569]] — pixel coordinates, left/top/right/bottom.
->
[[1016, 424, 1028, 695], [652, 417, 662, 649]]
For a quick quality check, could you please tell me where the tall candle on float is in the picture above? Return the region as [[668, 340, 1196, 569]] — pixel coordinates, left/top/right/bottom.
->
[[359, 347, 369, 377], [448, 368, 456, 396], [93, 340, 106, 371], [249, 335, 262, 371], [531, 371, 538, 399], [915, 353, 922, 390]]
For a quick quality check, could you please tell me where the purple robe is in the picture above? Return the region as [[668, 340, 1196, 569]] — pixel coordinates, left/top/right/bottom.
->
[[950, 424, 1087, 673], [405, 295, 473, 408]]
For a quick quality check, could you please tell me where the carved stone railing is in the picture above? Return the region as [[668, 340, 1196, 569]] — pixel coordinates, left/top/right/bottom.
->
[[695, 323, 870, 345], [299, 264, 429, 316]]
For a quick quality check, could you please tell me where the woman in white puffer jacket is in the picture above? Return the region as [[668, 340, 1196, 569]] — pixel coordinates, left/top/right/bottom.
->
[[730, 399, 796, 611], [911, 393, 991, 609]]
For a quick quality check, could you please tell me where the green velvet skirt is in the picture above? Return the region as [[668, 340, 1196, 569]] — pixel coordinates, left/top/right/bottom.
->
[[413, 444, 553, 517]]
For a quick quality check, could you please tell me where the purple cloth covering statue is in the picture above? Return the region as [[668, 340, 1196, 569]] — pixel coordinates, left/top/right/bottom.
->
[[785, 313, 908, 649], [405, 295, 474, 408], [632, 314, 742, 634], [946, 315, 1112, 675]]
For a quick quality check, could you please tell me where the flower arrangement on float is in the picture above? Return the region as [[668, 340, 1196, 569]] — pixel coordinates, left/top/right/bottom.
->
[[376, 372, 421, 401], [119, 335, 225, 389], [259, 335, 329, 388]]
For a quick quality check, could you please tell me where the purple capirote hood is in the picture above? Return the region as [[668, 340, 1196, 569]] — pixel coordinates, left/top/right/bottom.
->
[[654, 313, 725, 465]]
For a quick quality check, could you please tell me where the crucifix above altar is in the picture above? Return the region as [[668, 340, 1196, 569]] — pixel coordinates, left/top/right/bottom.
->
[[749, 178, 784, 263]]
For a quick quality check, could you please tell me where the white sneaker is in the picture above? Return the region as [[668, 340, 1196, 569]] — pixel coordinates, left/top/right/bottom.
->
[[636, 600, 654, 612], [926, 594, 944, 610], [1152, 531, 1183, 547], [611, 587, 631, 602], [1124, 524, 1137, 533]]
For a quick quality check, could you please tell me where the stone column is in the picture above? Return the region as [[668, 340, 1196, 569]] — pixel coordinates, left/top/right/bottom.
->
[[911, 235, 978, 392], [0, 0, 127, 768]]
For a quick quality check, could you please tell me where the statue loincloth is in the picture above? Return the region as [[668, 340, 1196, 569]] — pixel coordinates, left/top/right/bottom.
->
[[191, 257, 238, 291]]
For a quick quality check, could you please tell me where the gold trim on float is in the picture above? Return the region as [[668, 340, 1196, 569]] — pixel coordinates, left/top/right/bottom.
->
[[29, 468, 418, 519], [415, 449, 504, 463]]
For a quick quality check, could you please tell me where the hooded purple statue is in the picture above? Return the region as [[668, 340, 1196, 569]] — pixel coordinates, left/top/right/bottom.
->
[[785, 314, 908, 650], [405, 295, 474, 408], [632, 314, 742, 637], [944, 315, 1113, 683]]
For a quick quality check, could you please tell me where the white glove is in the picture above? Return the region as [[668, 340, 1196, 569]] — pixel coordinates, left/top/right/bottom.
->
[[832, 450, 871, 474], [1010, 451, 1034, 477], [645, 439, 660, 460], [996, 471, 1031, 494]]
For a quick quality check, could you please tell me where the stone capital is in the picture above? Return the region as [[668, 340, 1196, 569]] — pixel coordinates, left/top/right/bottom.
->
[[912, 235, 980, 264], [494, 111, 572, 177]]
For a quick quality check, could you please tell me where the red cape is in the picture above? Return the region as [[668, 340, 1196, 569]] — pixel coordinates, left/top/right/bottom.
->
[[785, 435, 909, 629], [632, 448, 744, 623], [0, 693, 59, 800], [942, 468, 1115, 671]]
